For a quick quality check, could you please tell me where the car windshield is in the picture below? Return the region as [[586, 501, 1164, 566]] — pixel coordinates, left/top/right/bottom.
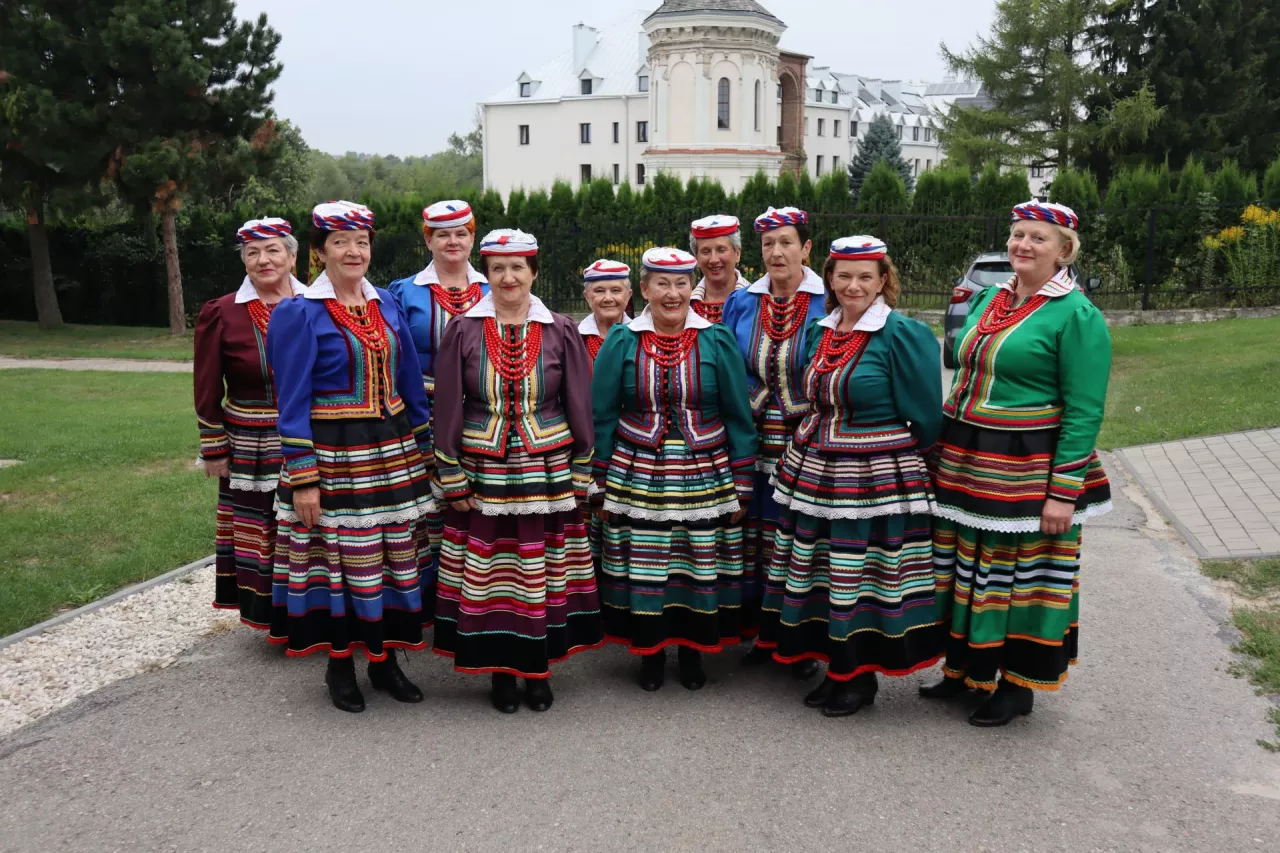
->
[[968, 262, 1014, 286]]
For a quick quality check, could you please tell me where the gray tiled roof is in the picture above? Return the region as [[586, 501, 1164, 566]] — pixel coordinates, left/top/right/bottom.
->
[[645, 0, 783, 26]]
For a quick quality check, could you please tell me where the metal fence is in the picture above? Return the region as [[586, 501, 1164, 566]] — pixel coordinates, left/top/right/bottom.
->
[[2, 200, 1278, 325]]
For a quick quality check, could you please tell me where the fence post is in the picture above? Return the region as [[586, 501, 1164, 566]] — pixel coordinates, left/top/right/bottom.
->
[[880, 214, 889, 244], [1142, 208, 1156, 311]]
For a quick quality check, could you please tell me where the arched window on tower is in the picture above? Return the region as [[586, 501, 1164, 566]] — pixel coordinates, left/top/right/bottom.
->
[[754, 80, 761, 131], [717, 77, 730, 130]]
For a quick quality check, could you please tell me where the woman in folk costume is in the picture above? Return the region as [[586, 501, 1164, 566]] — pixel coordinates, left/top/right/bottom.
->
[[757, 236, 944, 717], [432, 229, 603, 714], [921, 201, 1112, 726], [688, 214, 750, 323], [578, 259, 632, 365], [387, 200, 489, 600], [267, 201, 435, 713], [195, 217, 307, 630], [592, 248, 757, 691], [722, 206, 828, 678]]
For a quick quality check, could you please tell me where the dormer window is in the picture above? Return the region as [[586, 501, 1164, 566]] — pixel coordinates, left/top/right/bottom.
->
[[581, 78, 593, 95], [830, 90, 837, 104], [638, 74, 649, 92], [520, 82, 531, 98]]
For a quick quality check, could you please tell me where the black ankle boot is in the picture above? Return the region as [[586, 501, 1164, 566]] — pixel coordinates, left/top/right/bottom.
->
[[677, 647, 706, 691], [969, 680, 1034, 727], [804, 676, 836, 708], [368, 652, 423, 703], [741, 644, 772, 666], [919, 675, 970, 700], [822, 673, 878, 717], [491, 673, 520, 714], [790, 658, 821, 680], [639, 650, 666, 691], [525, 678, 554, 712], [325, 656, 365, 713]]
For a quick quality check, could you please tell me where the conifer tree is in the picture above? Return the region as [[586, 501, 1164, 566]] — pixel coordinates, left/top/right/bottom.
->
[[848, 114, 914, 201]]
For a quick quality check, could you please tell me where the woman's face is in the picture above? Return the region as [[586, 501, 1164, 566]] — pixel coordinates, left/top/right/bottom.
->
[[761, 226, 812, 284], [695, 237, 742, 288], [486, 256, 536, 311], [640, 272, 693, 329], [1008, 220, 1069, 284], [828, 259, 886, 319], [427, 225, 474, 267], [242, 238, 295, 291], [584, 280, 631, 325], [319, 230, 371, 284]]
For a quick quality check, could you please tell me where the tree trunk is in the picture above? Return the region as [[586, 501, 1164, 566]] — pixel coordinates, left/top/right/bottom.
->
[[27, 202, 63, 330], [161, 207, 186, 336]]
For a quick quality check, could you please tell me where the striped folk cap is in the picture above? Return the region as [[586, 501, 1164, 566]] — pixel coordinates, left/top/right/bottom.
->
[[583, 259, 632, 282], [236, 217, 292, 244], [690, 214, 741, 239], [1011, 200, 1079, 231], [829, 235, 887, 261], [311, 201, 375, 231], [753, 206, 808, 233], [642, 247, 697, 274], [479, 228, 538, 256], [423, 199, 474, 229]]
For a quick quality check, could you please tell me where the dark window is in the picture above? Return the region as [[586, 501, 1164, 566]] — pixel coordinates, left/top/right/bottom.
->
[[580, 164, 592, 183], [754, 81, 761, 130], [924, 127, 933, 142], [830, 90, 838, 104], [913, 126, 920, 141], [636, 121, 648, 143], [717, 77, 730, 129], [897, 124, 903, 139], [816, 155, 824, 176], [638, 75, 649, 92], [969, 262, 1015, 286], [613, 122, 619, 143], [518, 125, 530, 145], [580, 78, 593, 95], [817, 118, 825, 137], [833, 155, 841, 171], [851, 121, 858, 137], [833, 120, 841, 137], [636, 163, 646, 185], [612, 163, 620, 184], [580, 123, 591, 144], [519, 82, 531, 98]]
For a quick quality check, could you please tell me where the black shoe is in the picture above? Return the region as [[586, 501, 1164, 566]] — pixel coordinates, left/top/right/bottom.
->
[[822, 673, 878, 718], [968, 681, 1034, 727], [524, 678, 554, 712], [368, 652, 424, 703], [741, 644, 772, 666], [491, 673, 520, 714], [918, 675, 971, 700], [325, 656, 365, 713], [677, 647, 706, 691], [791, 659, 821, 680], [639, 651, 666, 692], [804, 676, 836, 708]]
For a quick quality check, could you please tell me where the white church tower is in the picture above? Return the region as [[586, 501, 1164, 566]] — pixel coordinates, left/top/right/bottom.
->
[[642, 0, 789, 188]]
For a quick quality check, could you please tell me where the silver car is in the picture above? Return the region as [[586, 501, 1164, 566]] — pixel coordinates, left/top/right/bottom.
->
[[942, 253, 1096, 369]]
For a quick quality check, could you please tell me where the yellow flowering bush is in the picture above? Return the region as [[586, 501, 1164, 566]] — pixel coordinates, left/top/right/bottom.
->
[[1202, 206, 1280, 293]]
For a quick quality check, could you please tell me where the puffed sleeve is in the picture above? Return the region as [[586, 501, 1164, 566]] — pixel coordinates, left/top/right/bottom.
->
[[193, 299, 229, 460], [265, 299, 320, 488], [1049, 300, 1112, 502], [432, 319, 471, 502], [384, 292, 432, 458], [590, 324, 630, 495], [888, 314, 944, 453], [558, 316, 595, 500], [709, 324, 759, 501]]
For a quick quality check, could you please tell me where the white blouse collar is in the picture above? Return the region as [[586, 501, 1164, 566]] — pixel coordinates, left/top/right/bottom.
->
[[627, 306, 713, 332], [691, 272, 749, 302], [578, 312, 631, 337], [816, 296, 891, 331], [747, 265, 825, 296], [303, 271, 380, 302], [463, 291, 555, 324], [411, 260, 488, 287], [995, 266, 1076, 298], [235, 275, 308, 303]]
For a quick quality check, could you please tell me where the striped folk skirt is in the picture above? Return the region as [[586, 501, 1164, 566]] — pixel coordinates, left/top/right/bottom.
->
[[600, 438, 745, 653], [432, 441, 603, 678], [269, 413, 435, 661], [742, 411, 805, 637]]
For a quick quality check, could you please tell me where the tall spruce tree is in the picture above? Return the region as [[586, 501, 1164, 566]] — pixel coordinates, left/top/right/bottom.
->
[[848, 114, 914, 201]]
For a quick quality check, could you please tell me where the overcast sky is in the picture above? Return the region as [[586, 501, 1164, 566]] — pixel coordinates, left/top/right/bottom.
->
[[234, 0, 997, 157]]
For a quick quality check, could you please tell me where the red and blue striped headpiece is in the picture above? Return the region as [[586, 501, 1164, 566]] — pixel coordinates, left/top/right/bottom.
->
[[236, 217, 292, 244], [311, 201, 375, 232], [479, 228, 538, 256], [829, 235, 887, 261], [690, 214, 741, 239], [753, 206, 808, 233], [583, 259, 632, 282], [642, 247, 697, 274], [1011, 201, 1078, 231], [423, 199, 474, 229]]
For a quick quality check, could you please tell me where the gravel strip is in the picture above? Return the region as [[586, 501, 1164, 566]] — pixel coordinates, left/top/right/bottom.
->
[[0, 356, 192, 372], [0, 565, 236, 737]]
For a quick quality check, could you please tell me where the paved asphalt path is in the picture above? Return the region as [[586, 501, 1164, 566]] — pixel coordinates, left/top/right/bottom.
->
[[2, 459, 1279, 852]]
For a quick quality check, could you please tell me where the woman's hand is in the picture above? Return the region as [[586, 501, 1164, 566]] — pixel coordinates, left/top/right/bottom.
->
[[203, 458, 230, 480], [730, 500, 750, 524], [293, 486, 322, 528], [450, 497, 477, 512], [1040, 498, 1076, 535]]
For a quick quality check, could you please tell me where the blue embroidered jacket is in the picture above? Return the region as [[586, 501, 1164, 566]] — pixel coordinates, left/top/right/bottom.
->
[[387, 264, 489, 396]]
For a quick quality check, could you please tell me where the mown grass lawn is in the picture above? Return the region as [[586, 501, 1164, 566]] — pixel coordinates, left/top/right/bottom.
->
[[1099, 316, 1280, 449], [0, 370, 215, 636], [0, 320, 193, 361]]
